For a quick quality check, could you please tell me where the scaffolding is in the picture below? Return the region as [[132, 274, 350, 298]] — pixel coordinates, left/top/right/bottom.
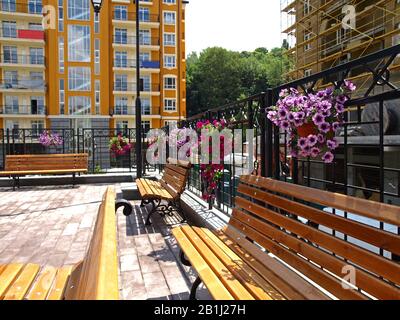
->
[[280, 0, 400, 94]]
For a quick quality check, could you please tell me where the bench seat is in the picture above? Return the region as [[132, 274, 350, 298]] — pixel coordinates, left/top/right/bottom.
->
[[0, 169, 88, 176], [137, 178, 175, 201], [0, 187, 123, 300], [173, 175, 400, 300]]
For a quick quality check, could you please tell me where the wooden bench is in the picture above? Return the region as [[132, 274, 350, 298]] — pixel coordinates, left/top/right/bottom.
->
[[173, 175, 400, 300], [136, 158, 191, 225], [0, 186, 126, 300], [0, 154, 88, 190]]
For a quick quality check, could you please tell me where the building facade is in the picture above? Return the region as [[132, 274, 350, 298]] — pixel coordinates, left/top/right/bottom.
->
[[281, 0, 400, 88], [0, 0, 187, 133]]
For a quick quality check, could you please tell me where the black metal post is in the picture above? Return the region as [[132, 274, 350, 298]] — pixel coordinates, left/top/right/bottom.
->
[[264, 90, 273, 178], [134, 0, 142, 178]]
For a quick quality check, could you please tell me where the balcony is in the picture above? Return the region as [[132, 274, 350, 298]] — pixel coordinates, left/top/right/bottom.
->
[[0, 104, 46, 116], [111, 105, 160, 116], [0, 2, 43, 20], [0, 54, 45, 68], [112, 35, 160, 48], [0, 80, 46, 92], [113, 59, 160, 70], [0, 28, 45, 43], [113, 83, 160, 94], [113, 11, 160, 25]]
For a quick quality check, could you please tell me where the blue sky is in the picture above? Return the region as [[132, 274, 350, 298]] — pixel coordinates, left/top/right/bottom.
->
[[185, 0, 282, 54]]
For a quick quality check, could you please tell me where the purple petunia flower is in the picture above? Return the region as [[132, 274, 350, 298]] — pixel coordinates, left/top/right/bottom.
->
[[344, 80, 357, 92], [313, 114, 325, 126], [281, 121, 290, 130], [298, 137, 308, 149], [322, 109, 331, 118], [318, 122, 331, 134], [278, 108, 288, 119], [317, 134, 325, 144], [336, 104, 345, 113], [307, 135, 318, 147], [336, 95, 348, 105], [287, 112, 295, 122], [322, 151, 335, 164], [327, 138, 339, 150], [332, 122, 341, 132], [311, 147, 320, 158]]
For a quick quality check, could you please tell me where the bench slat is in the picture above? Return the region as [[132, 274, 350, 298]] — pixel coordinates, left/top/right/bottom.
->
[[25, 266, 57, 300], [181, 226, 255, 300], [237, 183, 400, 256], [219, 227, 330, 300], [0, 263, 24, 298], [46, 266, 73, 300], [3, 263, 41, 300], [230, 216, 368, 300], [193, 227, 284, 300], [240, 176, 400, 226], [172, 227, 235, 300]]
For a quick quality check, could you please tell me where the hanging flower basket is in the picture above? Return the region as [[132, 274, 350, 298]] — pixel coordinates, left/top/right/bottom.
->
[[39, 131, 64, 147], [109, 134, 132, 157], [267, 80, 356, 163]]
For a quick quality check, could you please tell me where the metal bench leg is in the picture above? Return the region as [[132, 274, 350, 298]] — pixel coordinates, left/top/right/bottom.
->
[[17, 176, 20, 189], [115, 199, 133, 216], [175, 200, 187, 223], [190, 277, 203, 300], [12, 176, 16, 191], [180, 249, 191, 267], [145, 199, 160, 226], [72, 173, 76, 187]]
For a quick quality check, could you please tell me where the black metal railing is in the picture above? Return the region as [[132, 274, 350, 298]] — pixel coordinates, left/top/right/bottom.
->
[[0, 1, 42, 14], [114, 59, 160, 69], [0, 54, 45, 65], [111, 105, 160, 116], [113, 82, 160, 92], [0, 105, 46, 115], [112, 35, 160, 46], [0, 80, 46, 90]]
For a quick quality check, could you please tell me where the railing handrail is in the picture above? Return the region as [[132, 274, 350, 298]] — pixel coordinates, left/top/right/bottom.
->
[[113, 11, 160, 22]]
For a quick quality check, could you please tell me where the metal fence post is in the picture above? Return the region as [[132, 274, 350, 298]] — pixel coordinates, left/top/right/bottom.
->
[[264, 89, 274, 178]]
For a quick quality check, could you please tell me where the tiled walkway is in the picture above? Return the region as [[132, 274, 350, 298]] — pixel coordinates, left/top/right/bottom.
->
[[0, 184, 209, 300]]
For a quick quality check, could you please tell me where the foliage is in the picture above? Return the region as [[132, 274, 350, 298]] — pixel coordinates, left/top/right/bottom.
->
[[39, 131, 63, 147], [267, 81, 356, 163], [109, 134, 132, 157], [186, 44, 293, 116]]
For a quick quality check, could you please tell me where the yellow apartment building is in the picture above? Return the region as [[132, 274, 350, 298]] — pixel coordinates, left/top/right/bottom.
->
[[281, 0, 400, 89], [0, 0, 187, 134]]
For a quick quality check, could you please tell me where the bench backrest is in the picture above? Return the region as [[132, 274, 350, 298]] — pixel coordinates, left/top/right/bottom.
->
[[64, 187, 119, 300], [160, 158, 191, 199], [229, 175, 400, 300], [5, 154, 88, 172]]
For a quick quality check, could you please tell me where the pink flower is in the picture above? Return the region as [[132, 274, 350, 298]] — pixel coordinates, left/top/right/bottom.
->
[[318, 122, 331, 134], [307, 135, 318, 147], [311, 147, 320, 158], [322, 152, 334, 164]]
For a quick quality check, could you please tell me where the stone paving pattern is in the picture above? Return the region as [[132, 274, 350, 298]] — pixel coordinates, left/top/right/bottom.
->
[[0, 184, 210, 300]]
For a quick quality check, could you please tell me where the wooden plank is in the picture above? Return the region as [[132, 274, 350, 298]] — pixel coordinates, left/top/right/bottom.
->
[[240, 176, 400, 226], [0, 263, 24, 298], [47, 266, 74, 300], [229, 217, 368, 300], [165, 163, 189, 177], [25, 266, 57, 300], [0, 265, 5, 275], [172, 227, 235, 300], [167, 158, 191, 169], [181, 226, 255, 300], [193, 227, 284, 300], [3, 264, 41, 300], [235, 196, 400, 290], [237, 184, 400, 256], [65, 187, 119, 300], [0, 169, 87, 176], [219, 227, 330, 300]]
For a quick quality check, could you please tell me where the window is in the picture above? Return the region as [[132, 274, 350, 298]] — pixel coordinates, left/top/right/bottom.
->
[[58, 37, 64, 72], [114, 6, 127, 20], [2, 21, 16, 38], [115, 52, 128, 67], [164, 55, 176, 68], [140, 52, 150, 62], [69, 96, 91, 115], [142, 98, 150, 115], [5, 120, 19, 131], [4, 96, 18, 114], [116, 121, 129, 136], [1, 0, 16, 12], [115, 74, 128, 91], [164, 98, 176, 112], [29, 47, 44, 65], [58, 0, 64, 31], [94, 11, 99, 34], [30, 72, 43, 81], [95, 80, 100, 115], [68, 0, 90, 21], [164, 120, 178, 129], [304, 0, 311, 15], [28, 0, 42, 14], [59, 79, 65, 114], [94, 39, 100, 75], [164, 77, 176, 89], [140, 76, 150, 91], [68, 67, 91, 91], [164, 0, 176, 4], [139, 7, 150, 22], [139, 30, 151, 45], [3, 46, 17, 63], [141, 121, 151, 134], [4, 71, 18, 86], [115, 97, 128, 115], [29, 23, 43, 31], [164, 33, 175, 46], [115, 28, 127, 44], [304, 32, 312, 51], [31, 120, 44, 137], [163, 12, 175, 24], [68, 25, 90, 62]]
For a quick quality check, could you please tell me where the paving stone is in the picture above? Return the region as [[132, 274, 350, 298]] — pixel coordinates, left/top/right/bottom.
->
[[120, 254, 140, 272]]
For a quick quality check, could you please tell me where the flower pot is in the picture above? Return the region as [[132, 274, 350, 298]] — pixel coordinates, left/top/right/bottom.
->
[[297, 123, 318, 137]]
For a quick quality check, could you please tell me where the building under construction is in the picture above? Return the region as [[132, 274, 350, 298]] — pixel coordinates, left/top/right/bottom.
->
[[281, 0, 400, 93]]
